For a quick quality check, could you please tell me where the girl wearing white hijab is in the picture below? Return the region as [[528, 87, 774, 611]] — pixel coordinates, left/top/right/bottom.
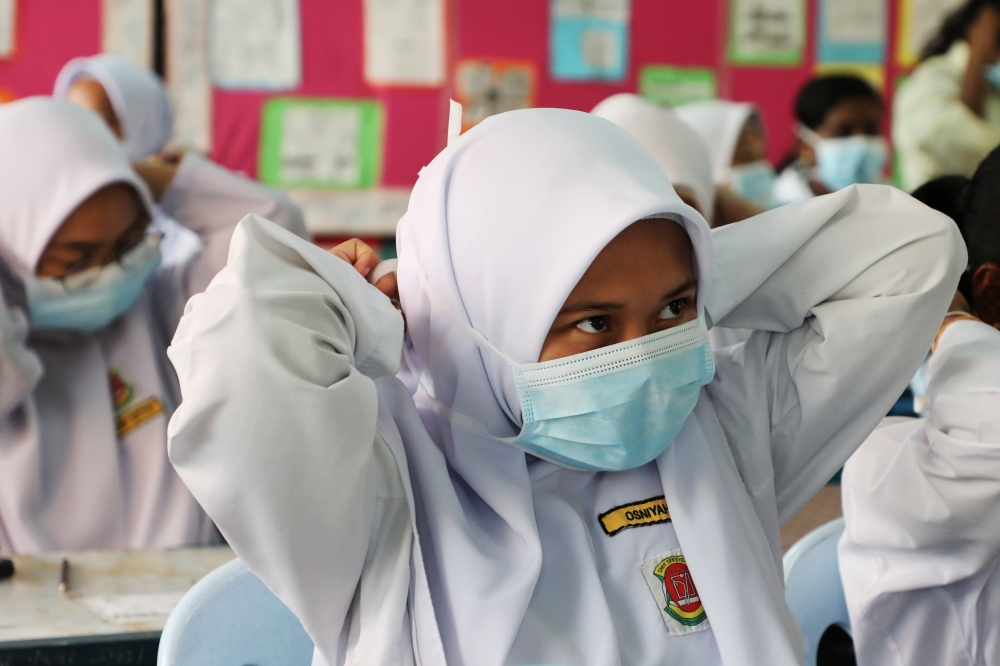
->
[[676, 100, 774, 210], [0, 97, 304, 554], [168, 108, 962, 666]]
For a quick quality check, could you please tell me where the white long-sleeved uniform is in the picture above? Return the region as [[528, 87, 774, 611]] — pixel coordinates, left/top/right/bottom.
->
[[840, 319, 1000, 666], [0, 152, 307, 554], [168, 180, 962, 666]]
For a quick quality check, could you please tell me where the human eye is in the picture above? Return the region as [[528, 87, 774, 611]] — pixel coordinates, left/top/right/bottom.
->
[[575, 315, 609, 334], [659, 300, 686, 320]]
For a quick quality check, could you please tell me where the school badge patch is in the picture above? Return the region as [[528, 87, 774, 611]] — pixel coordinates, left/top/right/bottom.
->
[[640, 549, 709, 636], [108, 370, 163, 438]]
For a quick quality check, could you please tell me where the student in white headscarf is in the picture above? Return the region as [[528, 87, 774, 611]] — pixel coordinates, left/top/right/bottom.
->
[[168, 108, 962, 666], [839, 146, 1000, 666], [0, 97, 304, 554], [52, 55, 309, 267], [593, 94, 764, 230], [676, 100, 774, 210]]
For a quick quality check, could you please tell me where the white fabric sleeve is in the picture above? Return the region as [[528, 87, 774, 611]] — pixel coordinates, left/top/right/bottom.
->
[[706, 184, 966, 522], [842, 320, 1000, 572], [167, 215, 405, 658], [894, 59, 1000, 178], [157, 152, 309, 302]]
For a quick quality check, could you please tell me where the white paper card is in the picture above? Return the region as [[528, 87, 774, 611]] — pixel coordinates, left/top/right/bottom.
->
[[77, 592, 186, 625], [0, 0, 15, 60], [287, 188, 411, 236], [102, 0, 154, 67], [826, 0, 884, 44], [364, 0, 445, 86], [166, 0, 212, 151], [280, 106, 362, 184], [209, 0, 301, 89], [731, 0, 805, 59], [908, 0, 964, 58]]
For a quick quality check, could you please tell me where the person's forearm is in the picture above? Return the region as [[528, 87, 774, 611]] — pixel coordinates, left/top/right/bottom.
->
[[960, 52, 991, 118]]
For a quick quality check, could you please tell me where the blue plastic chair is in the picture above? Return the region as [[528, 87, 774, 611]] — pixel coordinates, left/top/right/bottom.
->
[[158, 558, 314, 666], [783, 517, 851, 666]]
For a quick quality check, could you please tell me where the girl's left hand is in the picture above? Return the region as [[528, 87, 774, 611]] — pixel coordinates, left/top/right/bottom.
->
[[329, 238, 399, 303]]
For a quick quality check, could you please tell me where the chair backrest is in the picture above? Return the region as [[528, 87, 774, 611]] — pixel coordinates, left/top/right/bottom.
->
[[783, 517, 850, 666], [158, 558, 314, 666]]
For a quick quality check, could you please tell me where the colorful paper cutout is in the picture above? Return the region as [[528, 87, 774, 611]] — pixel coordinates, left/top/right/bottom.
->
[[639, 66, 717, 107], [455, 59, 536, 131], [817, 0, 886, 64], [550, 0, 630, 82]]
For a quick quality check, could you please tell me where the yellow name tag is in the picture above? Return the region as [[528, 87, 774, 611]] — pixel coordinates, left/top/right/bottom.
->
[[116, 397, 164, 438], [598, 496, 671, 536]]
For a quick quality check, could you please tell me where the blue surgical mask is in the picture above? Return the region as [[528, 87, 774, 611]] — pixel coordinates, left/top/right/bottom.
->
[[729, 160, 776, 209], [799, 125, 887, 192], [985, 61, 1000, 89], [26, 236, 162, 332], [510, 318, 715, 470], [408, 301, 715, 471]]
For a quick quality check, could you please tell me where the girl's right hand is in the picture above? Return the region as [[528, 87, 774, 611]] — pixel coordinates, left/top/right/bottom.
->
[[329, 238, 399, 303]]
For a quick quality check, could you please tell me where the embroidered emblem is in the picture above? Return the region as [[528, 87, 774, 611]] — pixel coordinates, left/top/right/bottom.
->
[[598, 495, 671, 536], [116, 397, 164, 438], [109, 370, 134, 411], [640, 549, 709, 636]]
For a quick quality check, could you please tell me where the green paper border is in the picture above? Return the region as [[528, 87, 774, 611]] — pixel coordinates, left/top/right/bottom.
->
[[258, 97, 383, 189], [727, 0, 805, 67], [639, 66, 717, 106]]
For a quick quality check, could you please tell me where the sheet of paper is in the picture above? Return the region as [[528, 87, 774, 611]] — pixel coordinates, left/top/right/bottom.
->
[[897, 0, 964, 66], [455, 59, 536, 131], [259, 98, 383, 189], [818, 0, 886, 63], [728, 0, 805, 66], [76, 592, 186, 625], [208, 0, 301, 89], [0, 0, 16, 60], [639, 66, 717, 107], [101, 0, 154, 68], [287, 188, 411, 236], [550, 0, 630, 81], [165, 0, 212, 152], [364, 0, 445, 86]]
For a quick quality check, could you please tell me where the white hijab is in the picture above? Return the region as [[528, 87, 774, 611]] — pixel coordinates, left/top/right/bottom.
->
[[592, 94, 716, 223], [395, 108, 801, 664], [0, 97, 153, 276], [0, 98, 213, 553], [54, 55, 174, 160], [676, 100, 758, 185]]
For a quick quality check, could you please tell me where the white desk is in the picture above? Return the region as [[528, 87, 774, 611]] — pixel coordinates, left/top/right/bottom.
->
[[0, 546, 235, 662]]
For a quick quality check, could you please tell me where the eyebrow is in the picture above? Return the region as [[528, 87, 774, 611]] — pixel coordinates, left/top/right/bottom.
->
[[558, 279, 699, 316]]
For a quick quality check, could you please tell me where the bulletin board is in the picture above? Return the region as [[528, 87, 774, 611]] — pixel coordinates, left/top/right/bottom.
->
[[0, 0, 929, 237]]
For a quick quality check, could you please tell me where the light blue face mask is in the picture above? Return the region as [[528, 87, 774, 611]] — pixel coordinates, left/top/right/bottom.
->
[[407, 282, 716, 472], [26, 236, 162, 332], [799, 126, 887, 192], [985, 61, 1000, 90], [729, 160, 776, 209]]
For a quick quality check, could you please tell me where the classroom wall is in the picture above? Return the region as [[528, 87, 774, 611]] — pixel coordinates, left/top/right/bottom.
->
[[0, 0, 910, 189]]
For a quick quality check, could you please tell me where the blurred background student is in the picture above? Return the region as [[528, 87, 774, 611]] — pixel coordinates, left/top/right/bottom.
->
[[0, 97, 304, 554], [677, 100, 774, 210], [840, 145, 1000, 666], [894, 0, 1000, 192], [773, 75, 886, 206]]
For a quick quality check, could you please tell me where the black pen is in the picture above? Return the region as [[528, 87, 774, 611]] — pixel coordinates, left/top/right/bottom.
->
[[58, 558, 70, 595]]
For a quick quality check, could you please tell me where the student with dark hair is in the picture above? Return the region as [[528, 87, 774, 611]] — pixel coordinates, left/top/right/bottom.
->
[[840, 145, 1000, 666], [772, 75, 885, 207], [894, 0, 1000, 191]]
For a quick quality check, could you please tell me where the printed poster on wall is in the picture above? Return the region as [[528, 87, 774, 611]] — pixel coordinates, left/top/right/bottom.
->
[[550, 0, 630, 82], [728, 0, 805, 66], [818, 0, 886, 63], [259, 98, 383, 189], [814, 62, 885, 90], [0, 0, 16, 60], [102, 0, 154, 68], [208, 0, 301, 89], [455, 59, 536, 131], [639, 66, 717, 107], [165, 0, 212, 151], [897, 0, 964, 66], [364, 0, 445, 86]]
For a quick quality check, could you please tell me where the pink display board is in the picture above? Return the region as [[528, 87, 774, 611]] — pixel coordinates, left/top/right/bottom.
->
[[0, 0, 908, 188]]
